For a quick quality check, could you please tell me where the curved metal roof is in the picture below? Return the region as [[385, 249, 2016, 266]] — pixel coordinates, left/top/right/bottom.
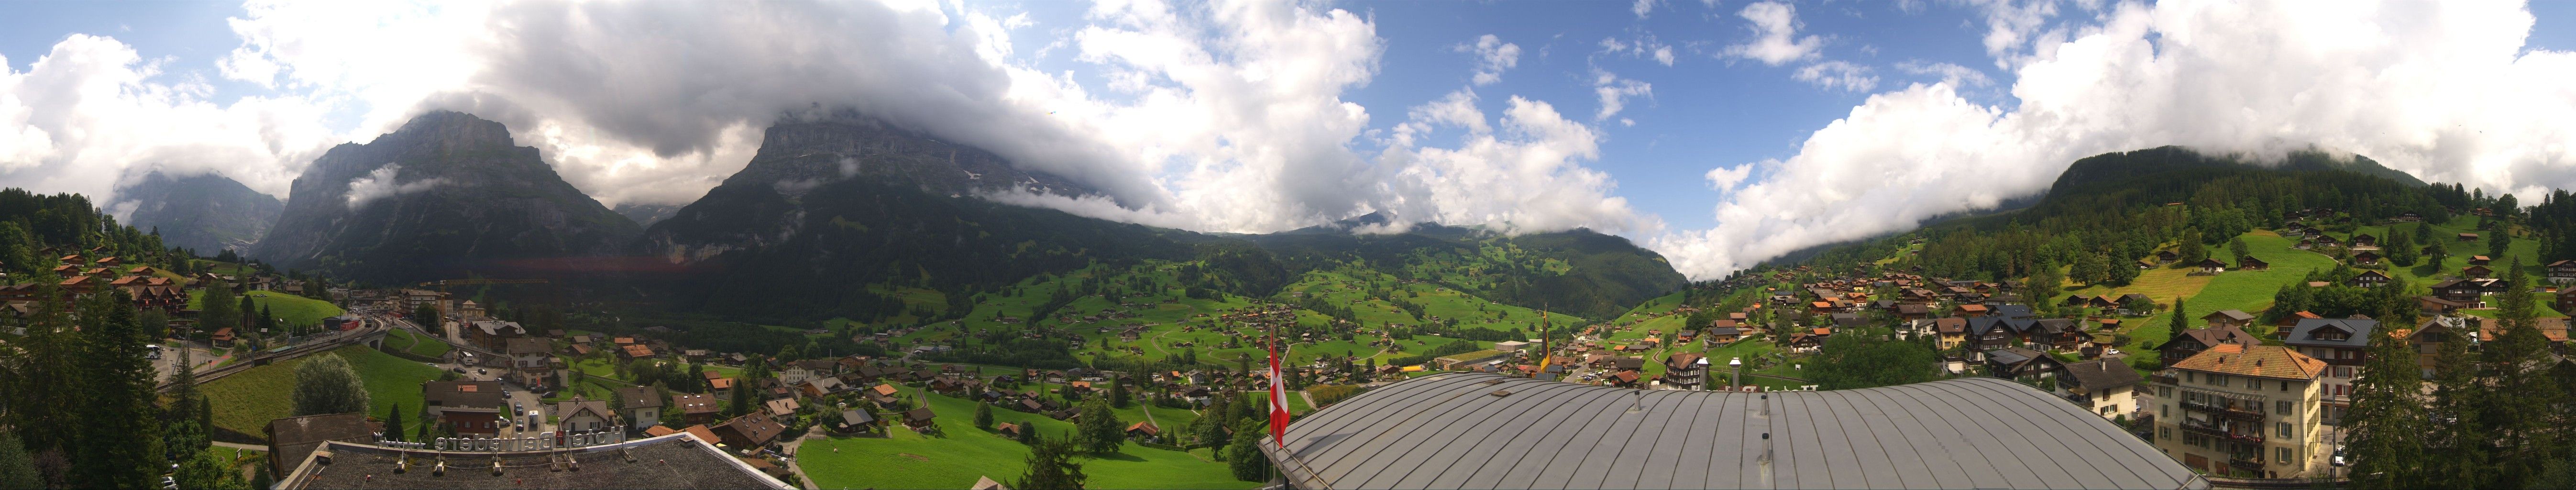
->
[[1264, 373, 2206, 490]]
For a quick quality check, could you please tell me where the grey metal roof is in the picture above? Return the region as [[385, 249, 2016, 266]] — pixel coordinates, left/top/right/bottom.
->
[[1266, 373, 2206, 490], [2285, 318, 2378, 348]]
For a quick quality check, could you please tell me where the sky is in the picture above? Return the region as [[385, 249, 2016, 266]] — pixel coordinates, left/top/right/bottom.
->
[[2, 0, 2574, 281]]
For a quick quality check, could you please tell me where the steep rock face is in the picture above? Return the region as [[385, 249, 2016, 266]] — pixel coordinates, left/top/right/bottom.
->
[[113, 171, 283, 253], [644, 117, 1096, 264], [612, 203, 684, 227], [255, 111, 639, 284]]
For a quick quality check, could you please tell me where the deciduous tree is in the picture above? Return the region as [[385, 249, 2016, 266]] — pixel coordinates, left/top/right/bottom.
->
[[291, 354, 370, 416]]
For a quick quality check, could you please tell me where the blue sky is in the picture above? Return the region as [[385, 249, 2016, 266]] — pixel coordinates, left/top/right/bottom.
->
[[3, 1, 2574, 279]]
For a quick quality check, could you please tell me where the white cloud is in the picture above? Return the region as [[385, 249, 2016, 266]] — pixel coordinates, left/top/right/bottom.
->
[[0, 33, 340, 204], [1457, 34, 1521, 86], [1378, 89, 1655, 235], [1722, 1, 1824, 66], [1590, 69, 1653, 121], [1703, 164, 1752, 191], [1632, 0, 1661, 20], [1895, 60, 1993, 88], [342, 163, 448, 210], [1793, 60, 1878, 91], [1597, 33, 1675, 67], [1654, 0, 2576, 280]]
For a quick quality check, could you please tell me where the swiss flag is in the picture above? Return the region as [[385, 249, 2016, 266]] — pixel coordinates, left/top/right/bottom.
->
[[1268, 332, 1290, 448]]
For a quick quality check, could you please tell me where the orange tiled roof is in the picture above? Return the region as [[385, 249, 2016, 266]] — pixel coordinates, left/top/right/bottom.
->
[[2168, 344, 2325, 380]]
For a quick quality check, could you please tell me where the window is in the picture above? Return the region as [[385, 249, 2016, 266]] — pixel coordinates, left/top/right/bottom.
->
[[2281, 380, 2291, 391], [2159, 427, 2172, 440], [2277, 422, 2291, 438], [2277, 446, 2291, 463], [2210, 374, 2228, 387], [2162, 404, 2169, 418], [2187, 372, 2198, 383], [2277, 400, 2291, 413]]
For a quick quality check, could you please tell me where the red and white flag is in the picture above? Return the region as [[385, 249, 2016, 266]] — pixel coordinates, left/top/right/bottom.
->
[[1268, 331, 1290, 448]]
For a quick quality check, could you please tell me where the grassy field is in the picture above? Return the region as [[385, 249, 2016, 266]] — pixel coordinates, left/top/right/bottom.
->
[[386, 328, 453, 358], [798, 387, 1250, 490], [203, 345, 443, 440], [189, 289, 346, 328]]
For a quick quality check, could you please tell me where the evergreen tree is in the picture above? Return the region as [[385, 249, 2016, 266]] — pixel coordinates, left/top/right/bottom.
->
[[1010, 433, 1086, 490], [0, 433, 38, 490], [2169, 297, 2190, 334], [2343, 326, 2429, 489], [383, 404, 406, 443], [2026, 260, 2063, 316], [2492, 229, 2514, 260], [974, 402, 996, 430], [69, 290, 162, 490], [2486, 260, 2561, 487], [2431, 242, 2453, 269], [2428, 329, 2489, 487], [291, 354, 371, 416], [727, 382, 752, 417], [1075, 398, 1124, 454], [198, 284, 237, 338], [2227, 236, 2250, 261], [1110, 378, 1131, 409]]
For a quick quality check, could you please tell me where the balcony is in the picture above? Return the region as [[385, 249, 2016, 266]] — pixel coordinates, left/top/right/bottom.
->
[[2229, 455, 2266, 471], [2179, 419, 2265, 444]]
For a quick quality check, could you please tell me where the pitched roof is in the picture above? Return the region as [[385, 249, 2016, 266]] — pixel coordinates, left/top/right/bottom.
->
[[2061, 358, 2143, 393], [2202, 310, 2254, 322], [616, 386, 665, 409], [2284, 318, 2379, 348], [1268, 373, 2207, 490], [2167, 344, 2325, 380], [505, 336, 554, 355]]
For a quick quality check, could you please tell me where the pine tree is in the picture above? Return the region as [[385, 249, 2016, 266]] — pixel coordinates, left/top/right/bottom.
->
[[2485, 260, 2561, 487], [1110, 378, 1131, 409], [1011, 433, 1086, 490], [2342, 326, 2429, 488], [383, 404, 406, 443], [2168, 297, 2189, 335], [69, 290, 162, 489], [2427, 328, 2489, 487], [0, 432, 39, 490], [974, 402, 996, 430], [2026, 260, 2063, 316]]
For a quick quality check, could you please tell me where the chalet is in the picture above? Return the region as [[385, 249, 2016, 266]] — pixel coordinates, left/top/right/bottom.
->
[[782, 359, 837, 386], [2152, 325, 2258, 369], [2470, 255, 2493, 266], [1705, 327, 1742, 345], [2237, 256, 2270, 271], [2465, 265, 2494, 278], [616, 385, 664, 428], [1896, 303, 1932, 320], [2351, 250, 2382, 266], [2195, 258, 2228, 274], [903, 407, 937, 429], [2285, 317, 2377, 423], [764, 398, 800, 418], [2416, 295, 2469, 315], [2088, 295, 2119, 309], [2550, 259, 2576, 284], [2155, 250, 2179, 264], [2275, 311, 2324, 329], [2059, 358, 2144, 419], [2351, 234, 2378, 247], [1955, 303, 1991, 317], [2426, 279, 2481, 303], [1983, 347, 2064, 382], [713, 411, 789, 450], [2028, 318, 2086, 352], [672, 392, 722, 425], [2314, 236, 2342, 248], [2200, 310, 2256, 330], [1933, 317, 1968, 350], [837, 409, 881, 434], [2064, 295, 2094, 307], [556, 398, 616, 433], [1126, 422, 1162, 442], [2461, 233, 2481, 242], [1661, 353, 1706, 389], [2348, 270, 2392, 288], [421, 380, 505, 435], [2559, 288, 2576, 316]]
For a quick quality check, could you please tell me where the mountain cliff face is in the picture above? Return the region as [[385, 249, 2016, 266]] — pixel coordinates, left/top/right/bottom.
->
[[643, 117, 1097, 265], [113, 171, 283, 252], [254, 111, 639, 284]]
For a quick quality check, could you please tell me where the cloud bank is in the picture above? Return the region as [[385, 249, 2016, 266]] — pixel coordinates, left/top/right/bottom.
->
[[1654, 0, 2576, 279], [0, 0, 1648, 239]]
